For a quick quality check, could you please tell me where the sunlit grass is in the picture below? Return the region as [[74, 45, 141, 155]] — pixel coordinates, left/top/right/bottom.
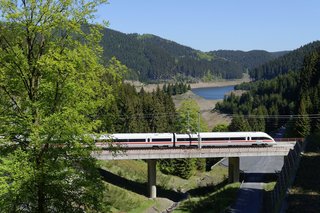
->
[[264, 182, 276, 191], [99, 159, 230, 212]]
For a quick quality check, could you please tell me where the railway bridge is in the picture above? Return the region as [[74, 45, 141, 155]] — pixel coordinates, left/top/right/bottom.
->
[[93, 140, 298, 198]]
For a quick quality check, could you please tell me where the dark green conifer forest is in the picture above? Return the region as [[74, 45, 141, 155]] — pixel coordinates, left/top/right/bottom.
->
[[250, 41, 320, 80], [216, 46, 320, 137], [100, 28, 287, 82]]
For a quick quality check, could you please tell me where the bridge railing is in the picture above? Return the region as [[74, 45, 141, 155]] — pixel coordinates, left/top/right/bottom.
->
[[263, 139, 305, 213]]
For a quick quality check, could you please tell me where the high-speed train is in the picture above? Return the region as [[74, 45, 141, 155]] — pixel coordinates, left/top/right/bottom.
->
[[96, 132, 276, 148]]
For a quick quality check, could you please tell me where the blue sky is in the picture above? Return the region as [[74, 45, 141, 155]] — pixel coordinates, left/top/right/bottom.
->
[[96, 0, 320, 52]]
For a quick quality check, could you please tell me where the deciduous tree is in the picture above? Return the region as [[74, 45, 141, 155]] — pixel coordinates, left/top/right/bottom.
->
[[0, 0, 115, 212]]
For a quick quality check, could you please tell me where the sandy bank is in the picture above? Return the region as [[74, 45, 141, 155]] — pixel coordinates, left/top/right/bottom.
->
[[126, 74, 250, 93], [188, 78, 250, 89]]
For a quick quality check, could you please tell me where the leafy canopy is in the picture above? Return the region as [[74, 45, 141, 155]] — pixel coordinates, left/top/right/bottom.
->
[[0, 0, 121, 212]]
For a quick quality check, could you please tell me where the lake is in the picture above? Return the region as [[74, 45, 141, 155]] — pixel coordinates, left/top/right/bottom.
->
[[191, 85, 234, 100]]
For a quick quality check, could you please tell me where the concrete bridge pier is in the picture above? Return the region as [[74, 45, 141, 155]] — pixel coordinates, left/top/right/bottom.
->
[[147, 159, 157, 198], [228, 157, 240, 183]]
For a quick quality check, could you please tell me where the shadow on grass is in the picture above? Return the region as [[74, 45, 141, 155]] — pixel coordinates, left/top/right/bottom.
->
[[293, 155, 320, 193], [99, 168, 186, 202], [240, 173, 279, 182], [178, 185, 239, 213], [305, 134, 320, 152], [287, 194, 320, 213], [187, 179, 228, 197]]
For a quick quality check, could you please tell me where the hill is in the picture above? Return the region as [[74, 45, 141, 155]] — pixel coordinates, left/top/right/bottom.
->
[[209, 50, 288, 70], [100, 28, 286, 82], [216, 44, 320, 136], [250, 41, 320, 80]]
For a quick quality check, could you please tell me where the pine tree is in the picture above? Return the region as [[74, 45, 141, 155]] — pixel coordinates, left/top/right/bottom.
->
[[173, 159, 195, 179], [229, 115, 251, 131], [295, 97, 311, 137]]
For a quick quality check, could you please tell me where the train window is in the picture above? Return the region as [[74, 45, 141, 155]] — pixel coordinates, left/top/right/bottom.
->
[[252, 137, 270, 140], [128, 139, 146, 142], [202, 137, 229, 141], [177, 138, 188, 142], [152, 138, 171, 142], [113, 139, 128, 142], [114, 138, 145, 142], [230, 137, 246, 141], [177, 138, 198, 142]]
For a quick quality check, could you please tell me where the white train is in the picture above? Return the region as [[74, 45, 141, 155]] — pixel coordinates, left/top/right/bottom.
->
[[96, 132, 276, 148]]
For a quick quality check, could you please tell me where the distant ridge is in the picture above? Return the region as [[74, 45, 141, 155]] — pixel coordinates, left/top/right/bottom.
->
[[100, 28, 317, 82], [250, 41, 320, 80], [209, 50, 289, 70]]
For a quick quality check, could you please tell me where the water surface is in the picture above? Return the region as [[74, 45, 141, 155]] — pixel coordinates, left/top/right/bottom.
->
[[191, 85, 234, 100]]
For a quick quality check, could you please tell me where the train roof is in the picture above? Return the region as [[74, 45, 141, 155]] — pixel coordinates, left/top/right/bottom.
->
[[98, 133, 173, 140], [198, 132, 272, 138], [98, 132, 273, 140]]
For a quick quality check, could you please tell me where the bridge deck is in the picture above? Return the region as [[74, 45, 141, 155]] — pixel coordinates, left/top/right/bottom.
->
[[93, 142, 296, 160]]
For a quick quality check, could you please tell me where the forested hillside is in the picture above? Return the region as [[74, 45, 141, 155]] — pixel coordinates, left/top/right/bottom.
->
[[100, 28, 286, 82], [216, 47, 320, 137], [210, 50, 288, 70], [250, 41, 320, 80], [97, 83, 177, 133]]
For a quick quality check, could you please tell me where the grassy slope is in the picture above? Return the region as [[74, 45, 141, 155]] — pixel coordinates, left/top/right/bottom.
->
[[99, 159, 231, 212], [173, 182, 241, 213], [286, 135, 320, 212]]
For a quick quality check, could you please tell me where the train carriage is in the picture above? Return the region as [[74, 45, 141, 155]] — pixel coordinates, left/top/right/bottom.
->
[[97, 132, 275, 148]]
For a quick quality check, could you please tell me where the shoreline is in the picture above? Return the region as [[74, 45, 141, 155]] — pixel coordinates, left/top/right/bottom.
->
[[188, 81, 244, 89], [127, 74, 250, 93]]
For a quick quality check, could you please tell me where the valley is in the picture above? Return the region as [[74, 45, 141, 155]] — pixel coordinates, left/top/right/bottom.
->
[[1, 1, 320, 211]]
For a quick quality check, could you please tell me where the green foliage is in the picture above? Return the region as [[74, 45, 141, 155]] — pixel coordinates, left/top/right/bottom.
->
[[248, 106, 267, 131], [194, 158, 206, 172], [158, 158, 197, 180], [176, 99, 208, 133], [197, 52, 215, 61], [216, 72, 300, 132], [250, 41, 320, 80], [175, 182, 241, 213], [0, 149, 33, 210], [210, 50, 288, 71], [216, 47, 320, 137], [0, 0, 115, 212], [104, 183, 153, 212], [212, 124, 229, 132], [98, 83, 177, 133], [228, 115, 251, 131], [163, 82, 191, 96], [202, 70, 221, 82], [158, 159, 176, 175], [294, 97, 311, 137], [100, 28, 244, 82], [172, 159, 196, 180]]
